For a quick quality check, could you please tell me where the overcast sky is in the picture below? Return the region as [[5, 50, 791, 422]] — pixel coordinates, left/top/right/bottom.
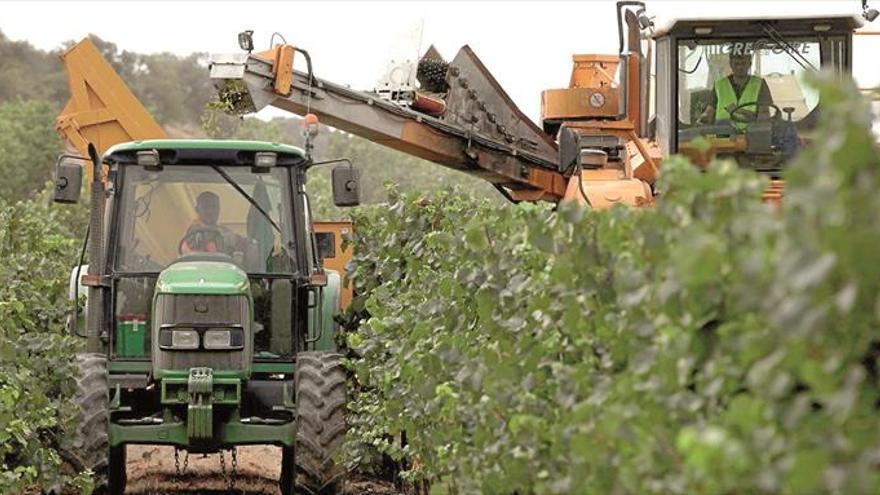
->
[[2, 0, 878, 123]]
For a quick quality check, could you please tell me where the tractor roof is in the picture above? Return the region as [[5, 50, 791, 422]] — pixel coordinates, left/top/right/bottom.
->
[[104, 139, 306, 165], [652, 14, 864, 38]]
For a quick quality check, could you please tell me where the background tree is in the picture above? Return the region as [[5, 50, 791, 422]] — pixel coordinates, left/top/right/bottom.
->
[[0, 99, 62, 203]]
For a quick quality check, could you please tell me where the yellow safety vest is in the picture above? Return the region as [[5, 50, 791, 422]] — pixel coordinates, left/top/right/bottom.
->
[[714, 76, 762, 129]]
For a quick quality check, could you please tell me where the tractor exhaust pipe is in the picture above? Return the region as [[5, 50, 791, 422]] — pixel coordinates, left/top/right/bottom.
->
[[85, 144, 106, 353]]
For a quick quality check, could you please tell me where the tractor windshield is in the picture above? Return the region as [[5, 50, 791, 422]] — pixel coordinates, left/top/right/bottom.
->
[[115, 165, 295, 274], [675, 33, 847, 172]]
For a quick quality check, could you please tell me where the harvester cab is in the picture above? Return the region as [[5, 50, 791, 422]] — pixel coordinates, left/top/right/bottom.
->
[[53, 40, 352, 495], [652, 14, 862, 175], [543, 2, 868, 194]]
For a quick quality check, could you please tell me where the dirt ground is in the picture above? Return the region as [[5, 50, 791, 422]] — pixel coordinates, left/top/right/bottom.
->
[[124, 445, 400, 495]]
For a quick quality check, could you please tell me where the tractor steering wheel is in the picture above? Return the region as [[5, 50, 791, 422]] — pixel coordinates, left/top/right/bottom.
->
[[178, 226, 226, 254], [727, 101, 782, 125]]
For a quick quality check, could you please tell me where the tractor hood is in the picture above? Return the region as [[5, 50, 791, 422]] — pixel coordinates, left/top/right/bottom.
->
[[151, 257, 254, 380], [156, 258, 250, 296]]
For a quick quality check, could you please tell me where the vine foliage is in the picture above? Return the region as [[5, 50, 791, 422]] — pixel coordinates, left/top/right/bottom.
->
[[0, 195, 92, 493], [342, 74, 880, 494]]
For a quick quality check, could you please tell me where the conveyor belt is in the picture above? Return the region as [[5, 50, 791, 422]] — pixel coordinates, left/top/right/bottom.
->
[[210, 46, 567, 201]]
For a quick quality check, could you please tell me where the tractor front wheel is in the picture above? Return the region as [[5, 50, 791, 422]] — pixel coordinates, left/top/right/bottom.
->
[[291, 351, 347, 495], [64, 353, 125, 494]]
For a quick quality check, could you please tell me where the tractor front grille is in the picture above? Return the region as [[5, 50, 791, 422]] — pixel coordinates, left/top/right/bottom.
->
[[152, 294, 251, 374]]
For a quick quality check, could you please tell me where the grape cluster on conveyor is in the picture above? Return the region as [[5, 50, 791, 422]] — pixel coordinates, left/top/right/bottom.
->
[[217, 80, 252, 115], [417, 59, 450, 93]]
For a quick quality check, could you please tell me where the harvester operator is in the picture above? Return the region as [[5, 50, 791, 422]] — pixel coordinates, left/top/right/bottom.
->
[[179, 191, 248, 255], [699, 51, 774, 127]]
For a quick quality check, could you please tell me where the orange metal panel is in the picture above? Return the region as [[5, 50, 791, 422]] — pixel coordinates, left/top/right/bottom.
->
[[542, 87, 621, 120], [569, 54, 620, 88], [542, 54, 622, 122], [314, 221, 354, 310], [566, 120, 635, 131], [253, 44, 296, 96], [627, 138, 663, 184], [508, 189, 556, 202], [562, 170, 652, 208], [624, 132, 659, 183], [525, 167, 568, 198], [625, 54, 641, 135], [56, 38, 166, 165], [274, 45, 295, 96]]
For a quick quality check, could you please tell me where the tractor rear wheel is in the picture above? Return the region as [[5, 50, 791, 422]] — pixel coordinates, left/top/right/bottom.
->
[[293, 351, 347, 494], [64, 353, 125, 495]]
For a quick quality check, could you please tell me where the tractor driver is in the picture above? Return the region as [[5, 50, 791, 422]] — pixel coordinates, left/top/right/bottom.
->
[[179, 191, 248, 255], [698, 51, 774, 127]]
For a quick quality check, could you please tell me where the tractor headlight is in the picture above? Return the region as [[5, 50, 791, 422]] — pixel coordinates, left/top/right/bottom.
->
[[204, 329, 232, 349], [170, 329, 199, 349], [158, 326, 244, 350], [204, 328, 245, 350]]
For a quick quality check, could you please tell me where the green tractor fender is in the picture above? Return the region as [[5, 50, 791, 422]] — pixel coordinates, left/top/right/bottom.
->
[[308, 268, 341, 351]]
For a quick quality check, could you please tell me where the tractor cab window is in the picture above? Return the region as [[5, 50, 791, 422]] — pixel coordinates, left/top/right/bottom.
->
[[115, 165, 295, 274], [113, 165, 298, 360], [675, 34, 845, 173]]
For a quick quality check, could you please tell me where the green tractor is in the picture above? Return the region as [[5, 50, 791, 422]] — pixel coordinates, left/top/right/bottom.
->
[[53, 139, 360, 494]]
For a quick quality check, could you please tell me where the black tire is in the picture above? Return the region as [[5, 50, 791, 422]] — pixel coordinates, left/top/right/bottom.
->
[[279, 445, 294, 495], [63, 353, 126, 494], [293, 351, 347, 494], [108, 444, 126, 495]]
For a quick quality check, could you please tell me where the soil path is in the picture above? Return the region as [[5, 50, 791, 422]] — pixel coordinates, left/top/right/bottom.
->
[[124, 445, 399, 494]]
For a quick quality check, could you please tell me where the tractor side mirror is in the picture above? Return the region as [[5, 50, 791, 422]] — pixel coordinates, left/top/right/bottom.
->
[[53, 155, 84, 204], [331, 166, 360, 207]]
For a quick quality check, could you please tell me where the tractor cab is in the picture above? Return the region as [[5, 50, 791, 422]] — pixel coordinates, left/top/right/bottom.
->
[[102, 140, 334, 365], [652, 15, 863, 175]]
